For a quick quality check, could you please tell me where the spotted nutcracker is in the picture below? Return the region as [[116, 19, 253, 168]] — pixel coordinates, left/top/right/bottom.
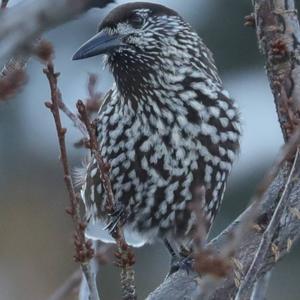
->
[[73, 2, 241, 257]]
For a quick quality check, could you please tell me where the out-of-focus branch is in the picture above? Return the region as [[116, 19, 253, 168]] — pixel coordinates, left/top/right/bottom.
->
[[0, 0, 114, 61], [253, 0, 300, 141], [0, 0, 114, 99], [0, 39, 53, 100], [1, 0, 9, 10], [58, 99, 89, 138], [44, 62, 99, 300], [0, 54, 29, 78], [0, 67, 27, 100]]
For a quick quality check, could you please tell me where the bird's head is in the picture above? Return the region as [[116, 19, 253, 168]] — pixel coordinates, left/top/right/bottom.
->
[[73, 3, 200, 77], [72, 2, 185, 60]]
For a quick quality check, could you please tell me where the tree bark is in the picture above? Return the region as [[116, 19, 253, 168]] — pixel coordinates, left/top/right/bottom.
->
[[253, 0, 300, 141]]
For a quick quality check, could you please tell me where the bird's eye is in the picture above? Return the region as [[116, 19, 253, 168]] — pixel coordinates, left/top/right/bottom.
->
[[129, 14, 144, 28]]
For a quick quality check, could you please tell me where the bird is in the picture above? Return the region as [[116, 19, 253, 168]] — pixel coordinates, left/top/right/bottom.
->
[[73, 2, 241, 258]]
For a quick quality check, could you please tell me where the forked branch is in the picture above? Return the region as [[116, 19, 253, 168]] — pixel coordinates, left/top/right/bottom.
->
[[44, 63, 99, 300]]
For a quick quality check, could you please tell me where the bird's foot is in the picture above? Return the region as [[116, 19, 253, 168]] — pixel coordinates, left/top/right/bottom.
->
[[164, 239, 194, 276], [168, 255, 193, 276]]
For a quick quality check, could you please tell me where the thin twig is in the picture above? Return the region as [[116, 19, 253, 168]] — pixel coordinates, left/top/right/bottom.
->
[[58, 100, 89, 138], [76, 101, 137, 300], [44, 63, 99, 300], [58, 74, 102, 146]]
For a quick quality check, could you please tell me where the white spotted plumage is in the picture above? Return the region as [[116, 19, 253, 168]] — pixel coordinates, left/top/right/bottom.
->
[[79, 3, 241, 248]]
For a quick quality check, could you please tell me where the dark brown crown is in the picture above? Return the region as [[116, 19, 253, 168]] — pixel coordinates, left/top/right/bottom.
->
[[98, 2, 179, 30]]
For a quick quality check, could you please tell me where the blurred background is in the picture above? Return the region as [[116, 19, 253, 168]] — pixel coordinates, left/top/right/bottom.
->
[[1, 0, 300, 299]]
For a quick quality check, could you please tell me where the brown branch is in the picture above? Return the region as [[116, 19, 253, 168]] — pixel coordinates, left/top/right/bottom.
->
[[76, 101, 137, 300], [0, 0, 115, 61], [253, 0, 300, 141], [44, 63, 99, 300], [0, 0, 114, 99], [0, 39, 52, 100]]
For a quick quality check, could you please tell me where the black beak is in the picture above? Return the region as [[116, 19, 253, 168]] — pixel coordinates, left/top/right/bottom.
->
[[72, 31, 124, 60]]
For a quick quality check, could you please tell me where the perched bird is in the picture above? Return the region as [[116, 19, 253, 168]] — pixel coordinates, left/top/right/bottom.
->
[[73, 2, 241, 255]]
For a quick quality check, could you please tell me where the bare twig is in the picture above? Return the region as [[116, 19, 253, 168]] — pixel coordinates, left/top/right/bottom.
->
[[58, 100, 89, 138], [44, 63, 99, 300], [58, 74, 102, 146], [76, 101, 137, 300]]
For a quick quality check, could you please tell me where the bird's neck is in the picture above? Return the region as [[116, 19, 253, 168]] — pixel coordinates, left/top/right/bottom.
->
[[108, 43, 223, 115]]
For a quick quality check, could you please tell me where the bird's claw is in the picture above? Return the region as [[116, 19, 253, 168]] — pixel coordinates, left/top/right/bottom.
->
[[168, 255, 193, 276]]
